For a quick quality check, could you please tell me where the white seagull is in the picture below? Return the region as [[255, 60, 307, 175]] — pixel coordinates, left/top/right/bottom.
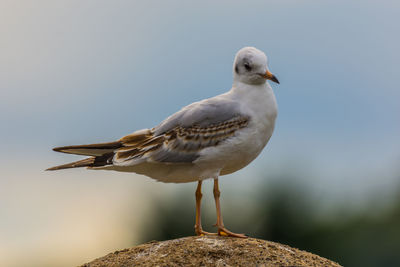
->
[[47, 47, 279, 238]]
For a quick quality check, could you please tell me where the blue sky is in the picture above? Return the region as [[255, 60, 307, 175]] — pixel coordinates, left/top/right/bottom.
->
[[1, 1, 399, 265], [1, 0, 399, 184]]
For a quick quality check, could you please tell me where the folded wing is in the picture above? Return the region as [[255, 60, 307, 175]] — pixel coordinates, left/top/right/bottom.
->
[[114, 115, 249, 165], [47, 97, 249, 170]]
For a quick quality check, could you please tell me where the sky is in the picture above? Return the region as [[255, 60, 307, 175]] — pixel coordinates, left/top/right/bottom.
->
[[1, 0, 399, 266]]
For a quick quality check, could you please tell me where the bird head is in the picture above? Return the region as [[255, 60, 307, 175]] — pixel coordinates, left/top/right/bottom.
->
[[233, 47, 279, 85]]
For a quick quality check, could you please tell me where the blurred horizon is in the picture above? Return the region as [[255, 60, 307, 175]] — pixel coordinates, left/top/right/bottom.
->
[[1, 0, 399, 266]]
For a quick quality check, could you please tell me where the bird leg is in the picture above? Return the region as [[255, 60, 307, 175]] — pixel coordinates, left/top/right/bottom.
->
[[194, 180, 215, 236], [213, 178, 247, 238]]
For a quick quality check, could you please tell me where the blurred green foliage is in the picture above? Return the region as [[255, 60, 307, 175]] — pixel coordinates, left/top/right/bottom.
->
[[139, 175, 400, 267]]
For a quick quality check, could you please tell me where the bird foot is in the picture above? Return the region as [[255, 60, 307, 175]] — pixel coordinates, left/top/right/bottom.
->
[[212, 223, 247, 238], [217, 226, 248, 238], [194, 226, 217, 236]]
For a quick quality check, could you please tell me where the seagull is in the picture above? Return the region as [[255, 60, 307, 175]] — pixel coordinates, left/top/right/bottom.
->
[[47, 47, 279, 238]]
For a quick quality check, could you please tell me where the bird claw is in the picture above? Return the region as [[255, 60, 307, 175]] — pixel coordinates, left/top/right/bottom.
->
[[195, 227, 246, 238], [217, 226, 248, 238], [211, 223, 247, 238], [194, 226, 217, 236]]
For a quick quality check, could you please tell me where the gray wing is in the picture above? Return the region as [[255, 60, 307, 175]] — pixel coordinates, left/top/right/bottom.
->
[[114, 96, 249, 164], [154, 97, 244, 135]]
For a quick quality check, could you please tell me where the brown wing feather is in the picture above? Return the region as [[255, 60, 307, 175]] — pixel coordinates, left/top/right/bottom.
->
[[114, 116, 249, 163], [49, 117, 249, 169]]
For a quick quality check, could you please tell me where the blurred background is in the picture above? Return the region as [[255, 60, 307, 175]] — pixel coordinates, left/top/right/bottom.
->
[[1, 0, 399, 266]]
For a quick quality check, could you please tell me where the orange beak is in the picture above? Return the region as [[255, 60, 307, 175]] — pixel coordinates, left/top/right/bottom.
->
[[263, 70, 280, 84]]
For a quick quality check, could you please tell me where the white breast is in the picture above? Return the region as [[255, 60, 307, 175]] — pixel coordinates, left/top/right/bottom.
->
[[194, 82, 278, 177]]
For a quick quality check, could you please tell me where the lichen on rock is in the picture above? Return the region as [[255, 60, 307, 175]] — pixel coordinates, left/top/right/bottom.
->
[[81, 236, 342, 267]]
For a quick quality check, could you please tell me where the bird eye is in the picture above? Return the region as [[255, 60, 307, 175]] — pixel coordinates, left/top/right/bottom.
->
[[244, 62, 252, 71]]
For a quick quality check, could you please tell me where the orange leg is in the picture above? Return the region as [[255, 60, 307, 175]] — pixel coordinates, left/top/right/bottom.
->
[[194, 180, 215, 236], [213, 178, 247, 238]]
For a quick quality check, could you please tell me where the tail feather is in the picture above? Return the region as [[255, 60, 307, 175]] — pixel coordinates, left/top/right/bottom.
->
[[46, 152, 114, 171], [53, 141, 122, 156], [49, 129, 153, 171], [46, 157, 96, 171]]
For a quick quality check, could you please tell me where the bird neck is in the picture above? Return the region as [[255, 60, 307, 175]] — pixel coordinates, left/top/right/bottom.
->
[[231, 81, 270, 95], [230, 81, 277, 120]]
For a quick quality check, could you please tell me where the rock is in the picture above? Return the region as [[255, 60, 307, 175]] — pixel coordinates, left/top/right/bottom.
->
[[81, 236, 342, 267]]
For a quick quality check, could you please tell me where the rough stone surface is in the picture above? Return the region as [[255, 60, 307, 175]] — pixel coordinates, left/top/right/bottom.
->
[[81, 236, 342, 267]]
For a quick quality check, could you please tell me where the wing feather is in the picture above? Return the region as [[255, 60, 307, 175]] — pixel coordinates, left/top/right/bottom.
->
[[114, 115, 249, 164], [50, 95, 250, 169]]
